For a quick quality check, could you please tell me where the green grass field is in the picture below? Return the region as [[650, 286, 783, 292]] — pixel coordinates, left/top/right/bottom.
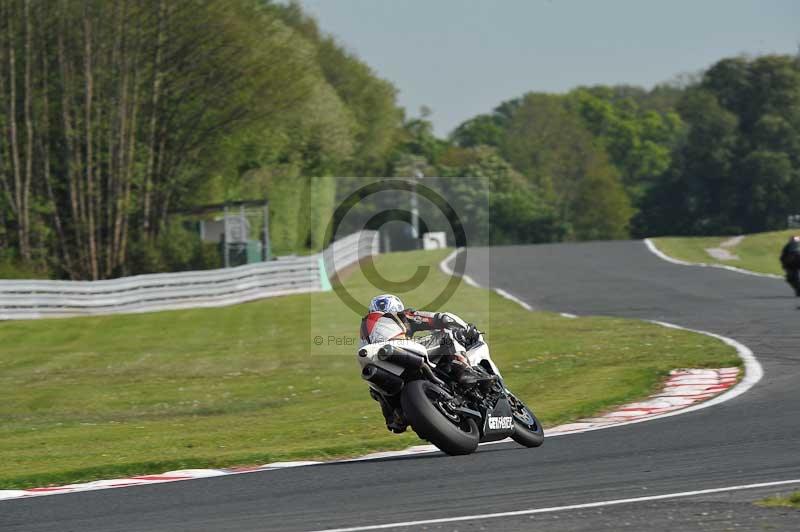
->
[[757, 492, 800, 509], [0, 249, 740, 489], [653, 229, 797, 276]]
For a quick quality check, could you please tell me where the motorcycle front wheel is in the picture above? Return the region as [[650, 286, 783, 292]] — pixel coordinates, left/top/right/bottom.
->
[[507, 391, 544, 447], [401, 379, 479, 456]]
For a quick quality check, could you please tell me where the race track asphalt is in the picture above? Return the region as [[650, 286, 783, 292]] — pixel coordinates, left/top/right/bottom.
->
[[2, 240, 799, 531]]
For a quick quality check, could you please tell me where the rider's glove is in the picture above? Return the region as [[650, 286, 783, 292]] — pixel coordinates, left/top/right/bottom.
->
[[452, 328, 466, 347], [464, 324, 481, 345], [438, 313, 457, 328], [455, 324, 480, 347]]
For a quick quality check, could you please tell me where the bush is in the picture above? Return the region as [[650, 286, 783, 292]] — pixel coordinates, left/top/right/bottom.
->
[[128, 221, 221, 276], [0, 250, 51, 280]]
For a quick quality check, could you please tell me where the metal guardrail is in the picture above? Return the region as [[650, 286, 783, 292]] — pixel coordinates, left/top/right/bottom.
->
[[0, 231, 379, 320]]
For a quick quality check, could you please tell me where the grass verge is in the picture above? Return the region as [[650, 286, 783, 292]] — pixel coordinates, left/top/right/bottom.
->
[[652, 229, 797, 276], [756, 492, 800, 509], [0, 249, 740, 489]]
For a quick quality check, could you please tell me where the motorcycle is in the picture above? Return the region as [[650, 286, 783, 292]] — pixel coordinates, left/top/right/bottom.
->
[[357, 324, 544, 455]]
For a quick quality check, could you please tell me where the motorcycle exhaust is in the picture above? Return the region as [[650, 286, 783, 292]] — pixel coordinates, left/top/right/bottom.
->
[[377, 344, 424, 369], [361, 364, 404, 395], [377, 345, 448, 388]]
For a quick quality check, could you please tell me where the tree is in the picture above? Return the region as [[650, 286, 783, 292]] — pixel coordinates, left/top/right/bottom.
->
[[273, 1, 404, 176], [450, 114, 505, 148], [571, 154, 634, 240], [438, 146, 561, 245], [739, 150, 796, 232], [567, 87, 684, 202], [637, 54, 800, 236], [0, 0, 405, 278], [500, 92, 632, 239]]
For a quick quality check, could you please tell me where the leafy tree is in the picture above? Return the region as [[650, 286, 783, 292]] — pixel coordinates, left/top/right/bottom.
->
[[739, 150, 796, 231], [567, 87, 684, 202], [500, 93, 632, 238], [450, 114, 505, 148], [636, 54, 800, 236], [0, 0, 405, 278], [395, 114, 449, 166], [438, 146, 561, 245], [571, 154, 634, 240], [274, 1, 404, 176]]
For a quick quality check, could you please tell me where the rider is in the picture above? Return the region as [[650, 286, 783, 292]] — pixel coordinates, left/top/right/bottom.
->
[[360, 294, 482, 433], [780, 236, 800, 296]]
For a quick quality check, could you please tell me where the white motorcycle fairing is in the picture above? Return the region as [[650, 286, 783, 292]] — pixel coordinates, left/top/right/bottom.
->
[[357, 330, 502, 388]]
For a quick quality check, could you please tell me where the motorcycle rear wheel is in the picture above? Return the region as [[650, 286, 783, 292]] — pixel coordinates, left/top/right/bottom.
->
[[401, 379, 479, 456]]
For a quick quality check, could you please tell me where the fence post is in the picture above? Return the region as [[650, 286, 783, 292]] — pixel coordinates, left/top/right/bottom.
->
[[223, 204, 230, 268], [263, 202, 270, 261]]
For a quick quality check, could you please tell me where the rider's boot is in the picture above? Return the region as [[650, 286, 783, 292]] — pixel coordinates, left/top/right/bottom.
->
[[445, 359, 484, 387], [386, 408, 407, 434], [371, 389, 407, 433]]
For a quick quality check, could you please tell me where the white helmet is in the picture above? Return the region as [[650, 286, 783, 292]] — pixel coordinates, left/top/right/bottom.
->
[[369, 294, 404, 313]]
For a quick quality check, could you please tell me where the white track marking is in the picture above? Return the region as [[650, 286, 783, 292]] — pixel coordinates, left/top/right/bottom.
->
[[493, 288, 534, 311], [438, 249, 480, 288], [462, 275, 480, 288], [560, 312, 578, 318], [309, 478, 800, 532], [643, 238, 781, 279], [438, 248, 460, 276], [439, 248, 534, 309]]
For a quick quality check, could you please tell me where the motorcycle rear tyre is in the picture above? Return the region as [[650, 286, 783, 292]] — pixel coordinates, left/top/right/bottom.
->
[[401, 380, 479, 456]]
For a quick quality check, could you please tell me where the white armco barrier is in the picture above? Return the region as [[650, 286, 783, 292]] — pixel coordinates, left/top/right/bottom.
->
[[0, 231, 379, 320]]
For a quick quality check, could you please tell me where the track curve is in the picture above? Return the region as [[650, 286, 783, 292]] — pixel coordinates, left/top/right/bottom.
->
[[2, 240, 799, 531]]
